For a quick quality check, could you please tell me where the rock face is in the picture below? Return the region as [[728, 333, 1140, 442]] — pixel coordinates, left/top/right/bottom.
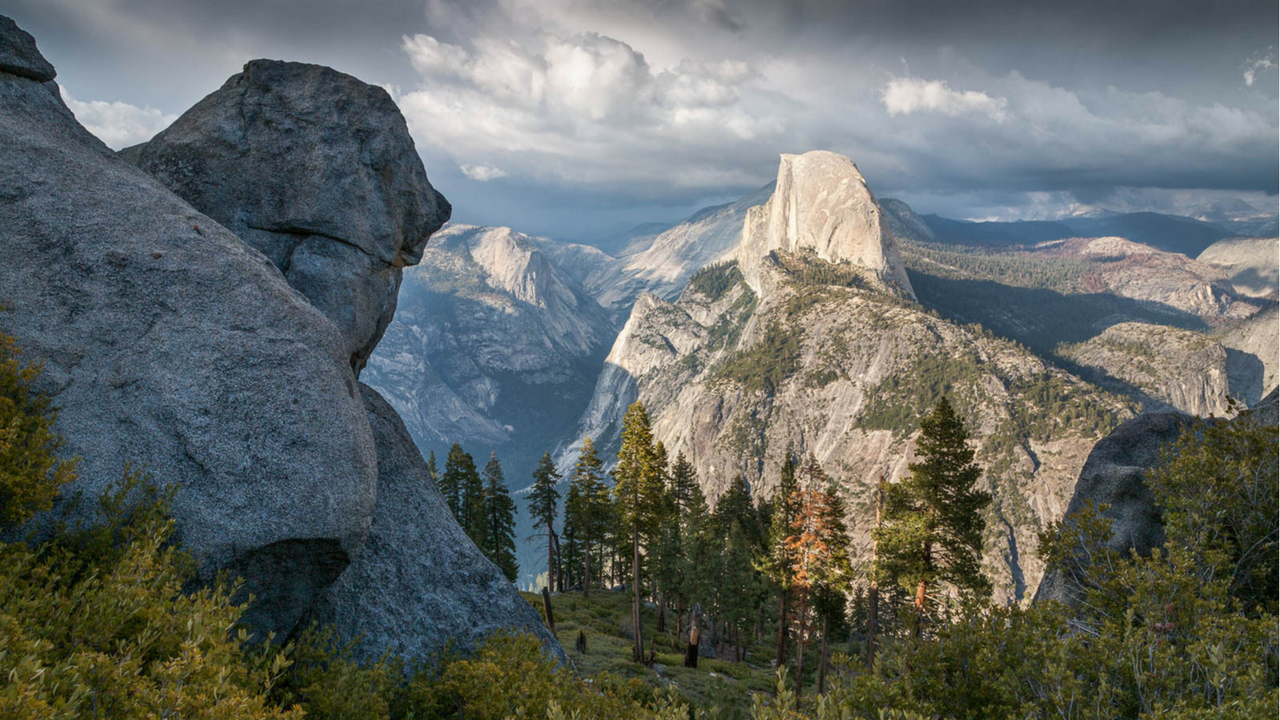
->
[[0, 22, 377, 635], [1059, 322, 1232, 417], [364, 224, 616, 481], [1035, 389, 1279, 605], [124, 60, 450, 372], [536, 185, 772, 323], [1, 16, 552, 658], [1196, 236, 1279, 300], [737, 152, 914, 299], [307, 385, 559, 662], [1220, 305, 1279, 406], [0, 15, 54, 81]]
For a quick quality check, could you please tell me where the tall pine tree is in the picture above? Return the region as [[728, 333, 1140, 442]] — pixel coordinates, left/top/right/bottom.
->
[[439, 443, 472, 525], [564, 438, 612, 597], [459, 450, 488, 550], [874, 397, 991, 636], [481, 452, 519, 582], [528, 451, 562, 592], [613, 402, 665, 663], [767, 449, 800, 671]]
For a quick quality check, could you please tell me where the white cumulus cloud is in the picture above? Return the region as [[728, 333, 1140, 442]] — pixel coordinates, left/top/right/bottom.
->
[[882, 77, 1008, 121], [460, 164, 509, 181], [59, 87, 177, 149]]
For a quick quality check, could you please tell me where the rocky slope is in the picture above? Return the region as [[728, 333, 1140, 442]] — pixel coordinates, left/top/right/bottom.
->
[[568, 155, 1132, 604], [539, 185, 773, 322], [1196, 236, 1279, 300], [0, 16, 554, 659], [364, 224, 617, 479], [1219, 305, 1279, 406], [1058, 322, 1232, 417]]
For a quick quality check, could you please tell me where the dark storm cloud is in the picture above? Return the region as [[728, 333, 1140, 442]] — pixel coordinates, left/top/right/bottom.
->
[[6, 0, 1276, 235]]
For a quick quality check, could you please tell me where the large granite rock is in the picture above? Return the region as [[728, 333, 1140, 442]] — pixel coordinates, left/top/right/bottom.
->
[[0, 15, 54, 81], [307, 384, 560, 662], [0, 21, 378, 636], [123, 60, 451, 372], [737, 151, 915, 299], [1035, 389, 1279, 605]]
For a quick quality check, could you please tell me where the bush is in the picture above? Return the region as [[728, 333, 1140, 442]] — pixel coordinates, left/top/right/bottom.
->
[[0, 330, 76, 525]]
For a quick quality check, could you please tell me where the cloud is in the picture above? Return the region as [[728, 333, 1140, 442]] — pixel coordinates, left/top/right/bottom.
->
[[460, 164, 508, 181], [1243, 49, 1276, 87], [882, 77, 1008, 121], [59, 87, 177, 149], [397, 29, 783, 189]]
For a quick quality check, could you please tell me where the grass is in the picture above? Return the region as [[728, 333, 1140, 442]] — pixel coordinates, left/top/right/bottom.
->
[[520, 590, 777, 710]]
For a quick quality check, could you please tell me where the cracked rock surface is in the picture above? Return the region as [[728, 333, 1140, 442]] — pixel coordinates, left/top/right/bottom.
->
[[123, 60, 451, 372]]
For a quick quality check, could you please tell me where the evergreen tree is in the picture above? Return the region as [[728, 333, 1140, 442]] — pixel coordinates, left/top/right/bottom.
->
[[426, 450, 439, 486], [613, 402, 665, 663], [481, 452, 519, 582], [459, 450, 488, 550], [874, 397, 991, 636], [784, 454, 850, 695], [0, 331, 76, 525], [439, 443, 473, 526], [563, 438, 613, 596], [766, 449, 800, 671], [528, 451, 562, 592]]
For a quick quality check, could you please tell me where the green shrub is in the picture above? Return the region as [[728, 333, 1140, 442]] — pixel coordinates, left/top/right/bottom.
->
[[0, 330, 76, 525]]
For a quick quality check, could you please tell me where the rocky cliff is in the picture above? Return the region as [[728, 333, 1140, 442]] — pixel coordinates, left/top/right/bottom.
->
[[1196, 236, 1279, 300], [0, 16, 554, 659], [737, 151, 914, 299], [1058, 322, 1233, 417], [364, 224, 616, 479]]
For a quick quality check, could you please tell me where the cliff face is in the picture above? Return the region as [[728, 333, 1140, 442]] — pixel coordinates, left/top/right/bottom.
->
[[738, 152, 914, 299], [364, 224, 616, 478], [1059, 322, 1233, 417], [0, 16, 555, 659], [1196, 236, 1279, 300]]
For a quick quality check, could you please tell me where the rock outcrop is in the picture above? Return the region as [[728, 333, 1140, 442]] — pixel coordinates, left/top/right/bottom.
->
[[1, 15, 552, 658], [306, 385, 559, 662], [1196, 236, 1279, 300], [1220, 305, 1279, 406], [123, 60, 450, 372], [737, 152, 914, 299], [1035, 389, 1278, 605], [364, 224, 616, 490], [1059, 322, 1233, 417], [0, 20, 377, 636]]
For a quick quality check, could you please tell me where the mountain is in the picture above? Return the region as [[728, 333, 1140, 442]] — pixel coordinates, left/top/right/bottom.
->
[[918, 211, 1233, 257], [566, 152, 1134, 603], [897, 233, 1272, 414], [0, 14, 553, 664], [363, 224, 617, 481], [1196, 236, 1279, 299], [737, 152, 914, 299]]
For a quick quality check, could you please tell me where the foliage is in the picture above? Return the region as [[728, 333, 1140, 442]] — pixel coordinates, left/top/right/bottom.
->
[[0, 330, 76, 525], [529, 451, 563, 591], [874, 398, 991, 629], [0, 474, 301, 720], [564, 438, 613, 594], [613, 403, 666, 661], [481, 452, 519, 582], [716, 320, 804, 395], [439, 443, 473, 524], [687, 261, 744, 302]]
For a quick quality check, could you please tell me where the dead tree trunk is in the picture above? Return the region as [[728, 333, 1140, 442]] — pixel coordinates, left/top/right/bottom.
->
[[541, 586, 556, 636], [631, 522, 644, 663], [684, 621, 700, 668]]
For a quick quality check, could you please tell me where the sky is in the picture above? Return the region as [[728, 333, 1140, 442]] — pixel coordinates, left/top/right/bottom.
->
[[7, 0, 1278, 242]]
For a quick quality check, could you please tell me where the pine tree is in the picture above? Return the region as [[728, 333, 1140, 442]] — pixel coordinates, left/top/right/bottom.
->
[[426, 450, 439, 486], [564, 438, 612, 596], [613, 402, 665, 663], [460, 450, 488, 550], [439, 443, 472, 526], [784, 454, 850, 695], [766, 449, 800, 672], [528, 451, 562, 592], [481, 452, 519, 582], [874, 397, 991, 636]]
